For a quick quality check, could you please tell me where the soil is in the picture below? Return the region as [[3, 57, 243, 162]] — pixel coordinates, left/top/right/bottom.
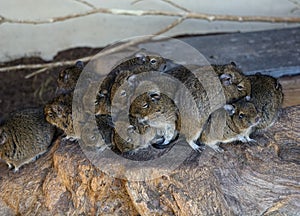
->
[[0, 47, 102, 120]]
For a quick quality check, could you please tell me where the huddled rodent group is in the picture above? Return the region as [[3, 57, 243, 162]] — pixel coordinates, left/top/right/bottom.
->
[[0, 50, 284, 171], [47, 54, 282, 154], [107, 58, 283, 153]]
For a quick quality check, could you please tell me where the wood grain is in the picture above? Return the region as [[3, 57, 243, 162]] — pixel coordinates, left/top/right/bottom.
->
[[126, 105, 300, 215], [280, 75, 300, 108]]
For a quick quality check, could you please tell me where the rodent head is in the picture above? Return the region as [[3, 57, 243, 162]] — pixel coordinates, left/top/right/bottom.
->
[[131, 53, 167, 72], [216, 62, 251, 102], [113, 121, 136, 153], [44, 97, 74, 134], [57, 61, 84, 94], [224, 100, 260, 131], [129, 91, 164, 124]]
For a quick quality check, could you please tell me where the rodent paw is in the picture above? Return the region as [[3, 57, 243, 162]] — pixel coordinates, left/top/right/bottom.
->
[[7, 163, 13, 169], [210, 145, 224, 153], [13, 167, 20, 173], [238, 136, 248, 143], [246, 137, 257, 143], [189, 141, 204, 153], [63, 136, 78, 142]]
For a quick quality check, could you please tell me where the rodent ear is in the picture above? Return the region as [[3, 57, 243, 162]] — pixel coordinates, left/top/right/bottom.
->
[[237, 83, 245, 91], [230, 61, 237, 67], [164, 59, 178, 71], [0, 130, 7, 145], [223, 104, 235, 116], [75, 60, 84, 69], [220, 74, 232, 86], [148, 91, 161, 102], [127, 74, 137, 86], [275, 80, 282, 90], [135, 52, 146, 64]]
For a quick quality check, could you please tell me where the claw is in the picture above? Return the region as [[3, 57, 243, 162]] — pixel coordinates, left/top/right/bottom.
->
[[246, 136, 256, 143], [189, 141, 204, 152], [209, 144, 224, 153]]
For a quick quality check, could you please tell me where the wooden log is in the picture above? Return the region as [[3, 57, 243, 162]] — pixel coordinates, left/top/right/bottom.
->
[[126, 105, 300, 215], [280, 75, 300, 108]]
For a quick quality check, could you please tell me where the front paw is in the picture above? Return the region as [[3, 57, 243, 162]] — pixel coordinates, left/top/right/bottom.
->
[[151, 137, 171, 149], [209, 144, 224, 153], [189, 141, 205, 152], [246, 136, 256, 143]]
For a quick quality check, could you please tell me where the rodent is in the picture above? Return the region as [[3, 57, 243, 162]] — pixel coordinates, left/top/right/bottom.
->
[[162, 64, 211, 152], [212, 62, 251, 102], [187, 62, 251, 103], [0, 108, 55, 172], [95, 53, 168, 116], [56, 60, 84, 95], [129, 91, 180, 148], [198, 99, 261, 152], [44, 93, 74, 139], [111, 87, 180, 154], [248, 73, 283, 131]]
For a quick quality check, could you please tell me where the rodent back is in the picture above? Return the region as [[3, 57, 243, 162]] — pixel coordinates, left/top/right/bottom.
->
[[248, 74, 283, 130], [0, 108, 55, 161]]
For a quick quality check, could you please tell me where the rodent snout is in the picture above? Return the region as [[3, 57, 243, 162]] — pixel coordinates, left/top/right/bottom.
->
[[138, 117, 148, 124]]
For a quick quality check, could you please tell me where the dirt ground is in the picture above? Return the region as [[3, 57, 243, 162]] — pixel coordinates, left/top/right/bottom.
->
[[0, 47, 102, 120]]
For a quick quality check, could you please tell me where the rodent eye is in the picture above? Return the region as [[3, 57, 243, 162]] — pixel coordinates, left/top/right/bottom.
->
[[150, 58, 157, 65], [142, 103, 149, 109], [120, 90, 126, 97], [237, 84, 244, 90], [239, 113, 245, 119]]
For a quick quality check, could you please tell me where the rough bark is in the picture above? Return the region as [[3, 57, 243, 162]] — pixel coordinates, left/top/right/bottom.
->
[[0, 105, 299, 215]]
